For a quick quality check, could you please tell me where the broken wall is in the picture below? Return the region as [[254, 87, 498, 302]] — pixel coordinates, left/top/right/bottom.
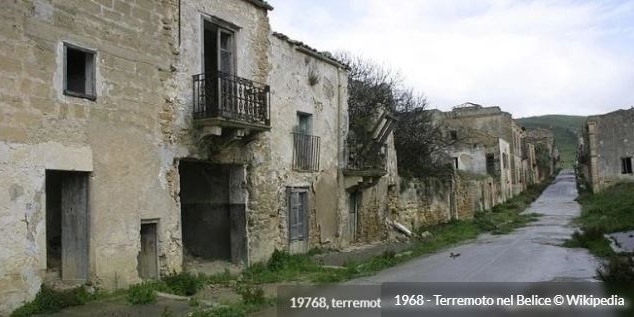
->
[[390, 173, 498, 233], [266, 34, 349, 257], [582, 109, 634, 192]]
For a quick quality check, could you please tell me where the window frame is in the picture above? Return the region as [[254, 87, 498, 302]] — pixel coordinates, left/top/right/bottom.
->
[[63, 42, 97, 101], [296, 112, 313, 135], [621, 157, 633, 174], [201, 15, 239, 75], [287, 187, 309, 242]]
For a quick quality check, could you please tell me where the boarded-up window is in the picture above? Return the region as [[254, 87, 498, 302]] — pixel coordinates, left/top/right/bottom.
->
[[622, 157, 633, 174], [287, 188, 308, 242]]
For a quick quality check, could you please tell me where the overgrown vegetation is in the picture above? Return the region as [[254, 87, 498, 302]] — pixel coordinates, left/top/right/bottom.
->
[[335, 52, 456, 178], [126, 281, 164, 305], [11, 285, 97, 317], [563, 182, 634, 285]]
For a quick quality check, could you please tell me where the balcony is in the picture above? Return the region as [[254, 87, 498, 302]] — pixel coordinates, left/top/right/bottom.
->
[[344, 137, 388, 177], [192, 72, 270, 133], [292, 133, 320, 172]]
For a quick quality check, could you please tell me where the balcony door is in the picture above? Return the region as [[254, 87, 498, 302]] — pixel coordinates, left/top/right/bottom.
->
[[203, 19, 236, 117], [203, 20, 235, 75]]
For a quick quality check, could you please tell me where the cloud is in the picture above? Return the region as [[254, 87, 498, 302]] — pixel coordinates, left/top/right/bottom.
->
[[268, 0, 634, 117]]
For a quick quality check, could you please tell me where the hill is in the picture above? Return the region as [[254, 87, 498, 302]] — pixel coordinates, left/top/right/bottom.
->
[[517, 115, 587, 168]]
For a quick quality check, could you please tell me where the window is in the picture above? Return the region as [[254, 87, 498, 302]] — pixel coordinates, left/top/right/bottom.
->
[[64, 43, 96, 100], [287, 188, 308, 242], [203, 19, 236, 75], [296, 112, 312, 135], [453, 157, 459, 169], [502, 153, 509, 169], [450, 130, 458, 140], [293, 113, 320, 171], [486, 154, 496, 175], [622, 157, 633, 174]]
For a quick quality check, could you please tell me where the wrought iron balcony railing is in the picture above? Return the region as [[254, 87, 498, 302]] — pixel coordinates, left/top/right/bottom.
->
[[292, 133, 320, 172], [344, 137, 388, 175], [192, 71, 270, 128]]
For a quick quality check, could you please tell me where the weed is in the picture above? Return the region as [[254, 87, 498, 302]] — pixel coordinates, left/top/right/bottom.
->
[[235, 284, 266, 306], [162, 271, 205, 296], [12, 285, 97, 317], [126, 282, 159, 305]]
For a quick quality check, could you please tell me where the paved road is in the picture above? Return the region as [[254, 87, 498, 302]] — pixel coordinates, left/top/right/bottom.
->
[[353, 169, 600, 283]]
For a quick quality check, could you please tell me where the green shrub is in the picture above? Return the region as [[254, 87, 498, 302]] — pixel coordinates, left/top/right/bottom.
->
[[162, 271, 205, 296], [126, 282, 159, 305], [12, 285, 96, 317]]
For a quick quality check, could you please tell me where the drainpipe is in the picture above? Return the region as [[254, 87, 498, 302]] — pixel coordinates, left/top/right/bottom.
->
[[336, 67, 344, 242]]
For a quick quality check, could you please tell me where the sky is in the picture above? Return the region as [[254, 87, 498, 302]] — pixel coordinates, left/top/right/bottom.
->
[[267, 0, 634, 118]]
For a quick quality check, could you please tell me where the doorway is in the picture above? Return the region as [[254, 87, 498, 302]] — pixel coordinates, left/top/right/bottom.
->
[[45, 170, 89, 282], [138, 221, 159, 279], [348, 191, 360, 242], [179, 161, 247, 264]]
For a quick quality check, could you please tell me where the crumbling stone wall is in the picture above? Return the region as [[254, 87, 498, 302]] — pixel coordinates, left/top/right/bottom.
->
[[253, 34, 348, 260], [390, 173, 498, 233], [580, 109, 634, 192], [0, 0, 180, 313], [169, 0, 275, 265]]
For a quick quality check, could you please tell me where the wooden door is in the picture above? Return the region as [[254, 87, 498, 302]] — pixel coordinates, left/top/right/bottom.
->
[[61, 173, 89, 281], [138, 222, 158, 279]]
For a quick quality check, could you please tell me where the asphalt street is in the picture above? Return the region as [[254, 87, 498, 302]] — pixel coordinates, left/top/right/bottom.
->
[[353, 169, 600, 283]]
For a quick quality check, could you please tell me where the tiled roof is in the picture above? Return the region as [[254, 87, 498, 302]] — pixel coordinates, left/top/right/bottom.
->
[[246, 0, 273, 11], [271, 32, 348, 69]]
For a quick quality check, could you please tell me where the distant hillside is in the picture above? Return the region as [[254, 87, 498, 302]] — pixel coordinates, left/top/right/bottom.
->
[[517, 115, 587, 168]]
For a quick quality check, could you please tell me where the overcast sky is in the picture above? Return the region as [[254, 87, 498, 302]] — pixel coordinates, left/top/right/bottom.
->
[[267, 0, 634, 118]]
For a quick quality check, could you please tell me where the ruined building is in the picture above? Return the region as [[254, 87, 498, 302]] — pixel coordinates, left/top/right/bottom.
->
[[0, 0, 402, 314], [578, 108, 634, 193], [441, 103, 528, 197], [525, 128, 558, 182]]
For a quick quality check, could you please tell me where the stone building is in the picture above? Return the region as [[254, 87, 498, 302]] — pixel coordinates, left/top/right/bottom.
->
[[0, 0, 384, 314], [440, 122, 512, 203], [0, 0, 180, 313], [526, 128, 558, 183], [578, 108, 634, 193], [440, 103, 526, 199]]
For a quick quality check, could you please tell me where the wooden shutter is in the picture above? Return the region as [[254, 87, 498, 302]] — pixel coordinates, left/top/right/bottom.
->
[[288, 189, 307, 242]]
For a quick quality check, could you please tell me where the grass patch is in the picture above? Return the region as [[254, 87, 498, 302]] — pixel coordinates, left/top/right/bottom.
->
[[11, 285, 97, 317], [563, 182, 634, 289], [563, 182, 634, 257], [562, 229, 614, 257], [575, 183, 634, 233], [126, 281, 165, 305], [161, 271, 206, 296]]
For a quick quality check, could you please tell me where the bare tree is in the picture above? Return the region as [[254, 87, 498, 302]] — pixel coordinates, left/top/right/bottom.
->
[[336, 52, 456, 177]]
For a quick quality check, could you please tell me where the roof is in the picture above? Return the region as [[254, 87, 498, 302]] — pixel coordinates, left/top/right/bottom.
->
[[245, 0, 273, 10], [271, 32, 349, 69]]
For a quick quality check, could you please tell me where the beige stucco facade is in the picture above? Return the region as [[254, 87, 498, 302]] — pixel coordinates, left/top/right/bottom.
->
[[0, 0, 182, 313]]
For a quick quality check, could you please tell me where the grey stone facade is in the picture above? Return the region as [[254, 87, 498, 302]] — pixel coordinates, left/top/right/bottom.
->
[[579, 108, 634, 192]]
